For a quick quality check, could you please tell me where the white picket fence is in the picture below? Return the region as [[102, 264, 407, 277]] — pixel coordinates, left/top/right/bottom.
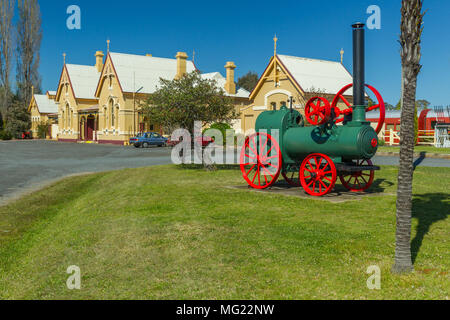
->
[[381, 130, 442, 147]]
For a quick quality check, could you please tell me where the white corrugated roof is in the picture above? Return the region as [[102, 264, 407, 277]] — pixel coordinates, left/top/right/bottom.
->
[[34, 94, 58, 114], [109, 52, 196, 94], [47, 91, 57, 96], [201, 72, 250, 98], [66, 64, 101, 99], [278, 55, 353, 95]]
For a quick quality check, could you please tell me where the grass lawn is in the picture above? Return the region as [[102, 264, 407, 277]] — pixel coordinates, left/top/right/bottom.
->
[[0, 165, 448, 300], [378, 145, 450, 155]]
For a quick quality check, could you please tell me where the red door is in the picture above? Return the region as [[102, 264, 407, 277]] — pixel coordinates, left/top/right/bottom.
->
[[86, 118, 94, 141]]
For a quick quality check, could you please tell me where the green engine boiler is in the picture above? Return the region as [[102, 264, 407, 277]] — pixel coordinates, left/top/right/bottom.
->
[[255, 105, 379, 166]]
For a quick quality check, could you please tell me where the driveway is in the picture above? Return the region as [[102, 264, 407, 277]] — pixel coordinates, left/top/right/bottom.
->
[[0, 140, 448, 205], [0, 140, 173, 205]]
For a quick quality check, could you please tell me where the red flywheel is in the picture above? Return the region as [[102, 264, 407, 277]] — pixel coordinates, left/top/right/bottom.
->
[[331, 84, 386, 134], [305, 97, 331, 126]]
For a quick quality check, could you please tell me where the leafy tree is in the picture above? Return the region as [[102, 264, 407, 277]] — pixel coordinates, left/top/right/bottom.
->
[[141, 71, 238, 135], [237, 71, 259, 92], [393, 0, 425, 274], [16, 0, 42, 107]]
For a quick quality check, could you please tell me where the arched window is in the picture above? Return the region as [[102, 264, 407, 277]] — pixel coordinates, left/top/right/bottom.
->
[[61, 111, 65, 129], [65, 104, 70, 129], [110, 99, 114, 128], [103, 107, 107, 129], [115, 106, 119, 129]]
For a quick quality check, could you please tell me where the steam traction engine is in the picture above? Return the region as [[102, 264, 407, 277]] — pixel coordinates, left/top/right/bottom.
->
[[240, 23, 386, 197]]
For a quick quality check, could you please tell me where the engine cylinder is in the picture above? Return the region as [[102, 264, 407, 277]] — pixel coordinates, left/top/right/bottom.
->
[[283, 125, 378, 160]]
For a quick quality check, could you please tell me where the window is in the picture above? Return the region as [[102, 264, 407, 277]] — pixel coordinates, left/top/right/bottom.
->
[[115, 106, 119, 129], [65, 104, 69, 129], [109, 100, 114, 127]]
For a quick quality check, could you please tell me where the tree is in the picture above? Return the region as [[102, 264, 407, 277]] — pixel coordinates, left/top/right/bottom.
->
[[416, 99, 430, 110], [16, 0, 42, 107], [237, 71, 259, 92], [5, 94, 30, 138], [141, 71, 238, 136], [393, 0, 425, 274], [0, 0, 14, 115], [385, 102, 395, 111]]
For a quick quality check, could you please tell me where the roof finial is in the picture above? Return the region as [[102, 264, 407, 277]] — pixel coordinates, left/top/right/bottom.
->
[[31, 85, 34, 96], [340, 48, 344, 64], [273, 34, 278, 57], [63, 52, 66, 65], [107, 39, 110, 54]]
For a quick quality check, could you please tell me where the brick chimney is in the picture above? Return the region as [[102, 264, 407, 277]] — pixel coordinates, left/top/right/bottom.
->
[[175, 52, 188, 80], [95, 51, 104, 72], [224, 62, 236, 95]]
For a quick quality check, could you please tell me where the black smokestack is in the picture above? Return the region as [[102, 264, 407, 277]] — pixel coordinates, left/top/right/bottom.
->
[[352, 22, 365, 107]]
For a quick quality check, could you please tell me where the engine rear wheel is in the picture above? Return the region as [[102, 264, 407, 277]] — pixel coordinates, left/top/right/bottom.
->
[[300, 153, 337, 197], [282, 168, 301, 187], [339, 159, 375, 192]]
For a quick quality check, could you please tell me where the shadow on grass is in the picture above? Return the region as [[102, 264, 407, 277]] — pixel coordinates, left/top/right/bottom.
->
[[411, 193, 449, 264], [414, 152, 427, 170]]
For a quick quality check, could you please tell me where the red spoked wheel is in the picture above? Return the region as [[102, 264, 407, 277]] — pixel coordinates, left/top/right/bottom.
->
[[339, 159, 375, 192], [240, 132, 282, 189], [282, 169, 301, 187], [305, 97, 332, 126], [331, 84, 386, 134], [299, 153, 337, 197]]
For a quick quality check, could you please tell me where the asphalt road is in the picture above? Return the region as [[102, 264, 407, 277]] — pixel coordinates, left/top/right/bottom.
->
[[0, 140, 449, 205], [0, 140, 173, 205]]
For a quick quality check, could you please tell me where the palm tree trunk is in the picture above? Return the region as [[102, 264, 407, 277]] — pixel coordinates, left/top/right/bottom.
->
[[393, 0, 425, 274]]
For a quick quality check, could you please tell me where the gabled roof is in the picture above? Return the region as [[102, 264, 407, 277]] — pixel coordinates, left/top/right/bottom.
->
[[201, 72, 250, 98], [106, 52, 197, 94], [65, 64, 101, 99], [29, 94, 58, 114], [277, 55, 353, 95]]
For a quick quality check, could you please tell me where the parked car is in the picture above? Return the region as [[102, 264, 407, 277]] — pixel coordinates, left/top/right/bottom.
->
[[129, 132, 168, 148], [167, 136, 215, 148]]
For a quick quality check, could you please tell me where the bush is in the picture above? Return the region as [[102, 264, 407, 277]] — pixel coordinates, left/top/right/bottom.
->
[[378, 138, 386, 147], [37, 122, 50, 139], [204, 123, 234, 146], [0, 130, 12, 141]]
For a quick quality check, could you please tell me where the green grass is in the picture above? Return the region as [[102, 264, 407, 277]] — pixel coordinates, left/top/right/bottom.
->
[[378, 145, 450, 155], [0, 165, 448, 300]]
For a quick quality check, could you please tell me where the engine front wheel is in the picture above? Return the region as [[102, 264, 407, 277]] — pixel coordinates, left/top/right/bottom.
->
[[299, 153, 337, 197]]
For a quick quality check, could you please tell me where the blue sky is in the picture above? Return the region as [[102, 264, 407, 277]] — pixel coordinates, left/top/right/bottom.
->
[[34, 0, 449, 106]]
